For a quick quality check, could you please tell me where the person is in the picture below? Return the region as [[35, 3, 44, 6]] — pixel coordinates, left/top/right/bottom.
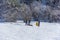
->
[[37, 15, 40, 26], [32, 13, 40, 26], [23, 16, 32, 26]]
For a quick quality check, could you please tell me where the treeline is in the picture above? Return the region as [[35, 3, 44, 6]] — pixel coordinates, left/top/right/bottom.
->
[[0, 0, 60, 22]]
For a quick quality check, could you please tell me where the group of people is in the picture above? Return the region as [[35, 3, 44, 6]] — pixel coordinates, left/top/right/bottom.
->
[[23, 13, 40, 26]]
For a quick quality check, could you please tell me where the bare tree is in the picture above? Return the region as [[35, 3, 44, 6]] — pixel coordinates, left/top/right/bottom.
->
[[20, 3, 32, 25], [3, 8, 18, 22], [31, 1, 53, 22]]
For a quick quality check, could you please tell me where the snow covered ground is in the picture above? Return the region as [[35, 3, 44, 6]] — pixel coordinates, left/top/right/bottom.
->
[[0, 21, 60, 40]]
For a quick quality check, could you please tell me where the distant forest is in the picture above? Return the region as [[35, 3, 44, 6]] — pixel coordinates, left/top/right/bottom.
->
[[0, 0, 60, 22]]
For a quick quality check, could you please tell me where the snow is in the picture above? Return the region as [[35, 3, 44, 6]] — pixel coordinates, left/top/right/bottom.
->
[[0, 21, 60, 40]]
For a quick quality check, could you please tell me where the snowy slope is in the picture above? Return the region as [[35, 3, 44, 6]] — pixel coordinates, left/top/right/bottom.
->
[[0, 21, 60, 40]]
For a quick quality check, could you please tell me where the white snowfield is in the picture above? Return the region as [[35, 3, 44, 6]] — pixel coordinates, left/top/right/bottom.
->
[[0, 21, 60, 40]]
